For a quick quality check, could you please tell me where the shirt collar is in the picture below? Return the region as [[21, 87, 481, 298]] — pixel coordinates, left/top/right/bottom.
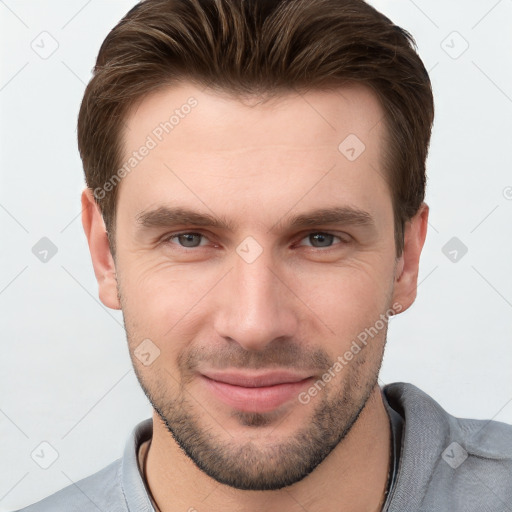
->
[[121, 417, 154, 511]]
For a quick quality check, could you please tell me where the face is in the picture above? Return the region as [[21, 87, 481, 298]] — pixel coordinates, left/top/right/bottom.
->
[[97, 82, 415, 490]]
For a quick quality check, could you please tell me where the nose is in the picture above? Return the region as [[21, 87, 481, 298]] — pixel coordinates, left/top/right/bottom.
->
[[213, 244, 299, 352]]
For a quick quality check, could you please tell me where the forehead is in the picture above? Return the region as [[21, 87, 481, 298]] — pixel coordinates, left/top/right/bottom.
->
[[122, 82, 385, 153], [116, 82, 391, 231]]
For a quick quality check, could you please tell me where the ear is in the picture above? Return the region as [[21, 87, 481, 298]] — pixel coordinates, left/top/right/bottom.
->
[[81, 188, 121, 310], [391, 202, 429, 313]]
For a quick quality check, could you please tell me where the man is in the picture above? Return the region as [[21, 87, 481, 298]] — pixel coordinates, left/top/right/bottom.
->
[[15, 0, 512, 511]]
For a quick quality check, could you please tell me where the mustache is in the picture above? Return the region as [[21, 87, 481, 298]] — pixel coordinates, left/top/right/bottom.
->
[[180, 339, 332, 372]]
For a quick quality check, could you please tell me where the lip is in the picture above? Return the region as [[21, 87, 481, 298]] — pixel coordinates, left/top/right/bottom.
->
[[201, 370, 313, 387], [199, 371, 314, 413]]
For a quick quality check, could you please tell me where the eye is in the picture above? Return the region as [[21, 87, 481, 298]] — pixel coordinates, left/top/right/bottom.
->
[[297, 232, 349, 249], [162, 232, 209, 248], [160, 231, 350, 251]]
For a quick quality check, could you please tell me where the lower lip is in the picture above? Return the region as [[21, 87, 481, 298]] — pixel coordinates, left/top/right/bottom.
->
[[200, 375, 313, 413]]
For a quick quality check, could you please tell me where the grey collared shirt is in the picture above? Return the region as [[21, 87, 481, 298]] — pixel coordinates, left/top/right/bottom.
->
[[14, 382, 512, 512]]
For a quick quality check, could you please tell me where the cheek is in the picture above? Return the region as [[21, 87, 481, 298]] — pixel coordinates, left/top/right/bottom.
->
[[291, 257, 394, 348], [120, 258, 222, 340]]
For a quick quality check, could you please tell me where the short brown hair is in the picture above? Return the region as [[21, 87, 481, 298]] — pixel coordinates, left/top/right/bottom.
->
[[78, 0, 434, 259]]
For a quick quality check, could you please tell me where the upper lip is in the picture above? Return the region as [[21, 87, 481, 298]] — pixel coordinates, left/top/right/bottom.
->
[[201, 370, 313, 387]]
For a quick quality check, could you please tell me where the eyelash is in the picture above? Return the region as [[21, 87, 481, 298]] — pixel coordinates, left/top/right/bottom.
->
[[160, 231, 351, 251]]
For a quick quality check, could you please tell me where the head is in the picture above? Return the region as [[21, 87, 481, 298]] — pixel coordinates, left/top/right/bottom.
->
[[80, 0, 432, 491]]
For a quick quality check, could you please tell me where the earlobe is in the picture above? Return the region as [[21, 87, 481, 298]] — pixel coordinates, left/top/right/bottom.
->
[[391, 202, 429, 312], [81, 188, 121, 310]]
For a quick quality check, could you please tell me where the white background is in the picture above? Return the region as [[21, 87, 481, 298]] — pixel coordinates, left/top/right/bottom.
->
[[1, 0, 511, 510]]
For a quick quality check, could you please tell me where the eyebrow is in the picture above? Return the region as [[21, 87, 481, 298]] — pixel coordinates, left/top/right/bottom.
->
[[135, 207, 235, 231], [135, 205, 376, 233]]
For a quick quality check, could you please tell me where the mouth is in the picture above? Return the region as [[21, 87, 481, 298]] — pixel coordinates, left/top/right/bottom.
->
[[199, 370, 315, 413]]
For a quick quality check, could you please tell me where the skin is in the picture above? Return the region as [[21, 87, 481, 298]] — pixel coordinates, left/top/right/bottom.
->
[[82, 82, 428, 512]]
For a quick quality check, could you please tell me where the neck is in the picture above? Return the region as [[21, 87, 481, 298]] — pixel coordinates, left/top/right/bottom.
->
[[144, 384, 391, 512]]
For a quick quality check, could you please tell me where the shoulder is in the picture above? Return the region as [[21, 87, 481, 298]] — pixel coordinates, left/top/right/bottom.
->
[[12, 417, 153, 512], [383, 381, 512, 459], [12, 458, 127, 512], [383, 382, 512, 512]]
